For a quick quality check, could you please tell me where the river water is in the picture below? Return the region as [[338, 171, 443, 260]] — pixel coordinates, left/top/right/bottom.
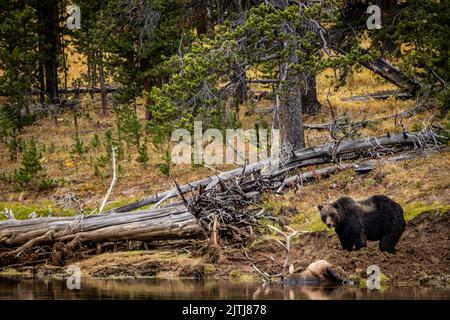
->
[[0, 276, 448, 300]]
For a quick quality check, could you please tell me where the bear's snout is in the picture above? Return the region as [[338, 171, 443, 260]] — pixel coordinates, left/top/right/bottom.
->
[[325, 216, 334, 228]]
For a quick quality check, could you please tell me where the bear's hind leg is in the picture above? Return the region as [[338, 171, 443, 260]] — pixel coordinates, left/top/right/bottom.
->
[[379, 233, 401, 253]]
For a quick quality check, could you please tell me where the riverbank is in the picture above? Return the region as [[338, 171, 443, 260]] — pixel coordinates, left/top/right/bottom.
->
[[4, 208, 448, 287]]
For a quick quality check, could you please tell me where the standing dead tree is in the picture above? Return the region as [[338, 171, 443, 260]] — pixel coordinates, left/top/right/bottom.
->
[[98, 147, 117, 214], [251, 224, 306, 283], [266, 225, 300, 281]]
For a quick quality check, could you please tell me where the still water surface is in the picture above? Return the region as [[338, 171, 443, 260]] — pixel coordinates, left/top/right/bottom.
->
[[0, 276, 448, 300]]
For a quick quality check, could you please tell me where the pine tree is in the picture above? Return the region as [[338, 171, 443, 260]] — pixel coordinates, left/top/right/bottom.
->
[[13, 139, 43, 190], [137, 138, 149, 167]]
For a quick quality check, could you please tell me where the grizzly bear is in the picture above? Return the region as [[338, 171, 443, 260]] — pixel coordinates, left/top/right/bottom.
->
[[318, 195, 405, 252]]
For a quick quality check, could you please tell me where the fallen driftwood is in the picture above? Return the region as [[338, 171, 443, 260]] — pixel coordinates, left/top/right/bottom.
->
[[0, 205, 202, 248], [300, 102, 435, 131], [0, 131, 440, 268], [108, 131, 437, 213], [0, 86, 119, 97], [341, 89, 412, 102]]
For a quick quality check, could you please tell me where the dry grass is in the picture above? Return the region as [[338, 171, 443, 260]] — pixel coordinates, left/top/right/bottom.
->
[[263, 150, 450, 232], [0, 66, 447, 218]]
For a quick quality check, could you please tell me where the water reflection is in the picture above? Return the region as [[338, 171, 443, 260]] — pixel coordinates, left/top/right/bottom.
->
[[0, 276, 448, 300]]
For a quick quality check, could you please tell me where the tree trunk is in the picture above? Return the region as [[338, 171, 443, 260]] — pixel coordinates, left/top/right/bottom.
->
[[87, 53, 92, 98], [143, 78, 153, 121], [99, 48, 108, 115], [279, 62, 305, 152], [196, 2, 213, 35], [38, 0, 59, 102], [38, 61, 45, 104], [301, 74, 320, 114], [233, 62, 248, 106], [91, 49, 97, 100]]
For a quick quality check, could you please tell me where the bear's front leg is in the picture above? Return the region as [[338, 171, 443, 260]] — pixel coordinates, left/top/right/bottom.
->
[[354, 233, 367, 250], [338, 235, 354, 251]]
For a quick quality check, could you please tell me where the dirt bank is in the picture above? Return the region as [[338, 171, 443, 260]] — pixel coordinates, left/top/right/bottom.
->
[[10, 210, 448, 286], [232, 210, 450, 285]]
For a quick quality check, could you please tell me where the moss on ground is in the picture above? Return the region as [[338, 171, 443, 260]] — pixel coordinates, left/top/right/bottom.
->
[[403, 203, 450, 221]]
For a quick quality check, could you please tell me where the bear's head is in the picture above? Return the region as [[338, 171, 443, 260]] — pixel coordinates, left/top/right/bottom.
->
[[318, 204, 342, 229]]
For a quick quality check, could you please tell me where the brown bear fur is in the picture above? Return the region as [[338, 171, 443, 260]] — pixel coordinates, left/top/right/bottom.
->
[[318, 195, 405, 252]]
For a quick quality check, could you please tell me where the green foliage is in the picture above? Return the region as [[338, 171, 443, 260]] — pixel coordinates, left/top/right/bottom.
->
[[148, 2, 365, 144], [0, 202, 58, 220], [12, 139, 55, 191], [158, 150, 171, 176], [6, 131, 23, 162], [137, 138, 149, 166], [103, 128, 124, 161], [367, 0, 449, 101], [114, 103, 143, 147], [0, 103, 21, 139], [71, 134, 88, 155], [37, 177, 57, 191], [403, 203, 450, 222], [90, 133, 101, 149], [103, 129, 114, 158], [440, 112, 450, 144], [0, 3, 41, 102], [14, 139, 42, 183]]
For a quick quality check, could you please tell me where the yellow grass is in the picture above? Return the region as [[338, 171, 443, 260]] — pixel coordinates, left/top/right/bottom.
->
[[0, 64, 447, 218], [264, 151, 450, 232]]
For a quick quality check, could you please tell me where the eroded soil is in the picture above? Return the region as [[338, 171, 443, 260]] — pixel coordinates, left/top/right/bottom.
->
[[12, 210, 448, 286], [233, 211, 450, 285]]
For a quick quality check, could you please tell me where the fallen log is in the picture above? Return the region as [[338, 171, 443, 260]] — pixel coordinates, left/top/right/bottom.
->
[[0, 151, 428, 251], [0, 205, 203, 248], [0, 131, 440, 258], [275, 150, 424, 192], [0, 86, 119, 97], [108, 131, 437, 213], [341, 89, 412, 102], [360, 58, 423, 93]]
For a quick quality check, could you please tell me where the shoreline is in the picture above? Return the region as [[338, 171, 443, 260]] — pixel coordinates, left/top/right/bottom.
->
[[1, 210, 448, 287]]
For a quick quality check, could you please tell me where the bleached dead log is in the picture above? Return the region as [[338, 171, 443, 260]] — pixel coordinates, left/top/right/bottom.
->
[[0, 148, 437, 255], [275, 150, 425, 192], [98, 147, 117, 214], [0, 132, 439, 254], [108, 131, 436, 213], [0, 205, 203, 248], [341, 89, 412, 102]]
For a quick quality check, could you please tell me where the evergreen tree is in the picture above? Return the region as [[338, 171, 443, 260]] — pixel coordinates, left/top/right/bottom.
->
[[13, 139, 53, 191], [137, 138, 149, 166]]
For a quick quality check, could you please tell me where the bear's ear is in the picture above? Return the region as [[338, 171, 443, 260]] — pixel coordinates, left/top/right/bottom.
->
[[317, 204, 324, 211]]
